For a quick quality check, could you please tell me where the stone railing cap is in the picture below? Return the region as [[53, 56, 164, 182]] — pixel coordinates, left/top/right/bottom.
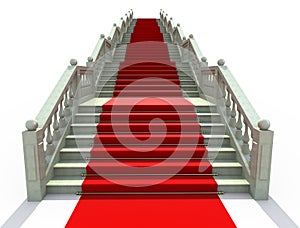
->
[[201, 56, 207, 62], [70, 59, 77, 66], [258, 119, 270, 130], [217, 59, 225, 66], [26, 120, 38, 131]]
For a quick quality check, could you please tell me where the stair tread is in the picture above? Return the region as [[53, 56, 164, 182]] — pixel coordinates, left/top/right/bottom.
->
[[79, 98, 215, 107], [97, 85, 197, 88], [66, 134, 229, 139], [54, 161, 241, 168], [47, 178, 249, 186], [61, 147, 235, 153], [75, 113, 220, 116], [71, 123, 224, 127]]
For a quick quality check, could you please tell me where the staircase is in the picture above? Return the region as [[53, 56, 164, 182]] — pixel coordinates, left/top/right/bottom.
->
[[23, 10, 273, 201], [46, 18, 250, 195]]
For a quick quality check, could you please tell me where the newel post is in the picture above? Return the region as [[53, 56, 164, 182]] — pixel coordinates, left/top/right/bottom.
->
[[22, 120, 47, 201], [250, 119, 274, 200]]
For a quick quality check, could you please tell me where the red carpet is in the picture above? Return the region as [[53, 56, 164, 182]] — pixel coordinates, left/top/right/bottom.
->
[[66, 19, 236, 227], [66, 195, 235, 227]]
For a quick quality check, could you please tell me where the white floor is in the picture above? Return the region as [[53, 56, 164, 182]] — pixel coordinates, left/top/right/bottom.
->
[[2, 193, 298, 228]]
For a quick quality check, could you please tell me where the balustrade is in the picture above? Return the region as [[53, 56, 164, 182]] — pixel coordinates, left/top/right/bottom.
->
[[22, 9, 134, 201], [160, 10, 274, 199]]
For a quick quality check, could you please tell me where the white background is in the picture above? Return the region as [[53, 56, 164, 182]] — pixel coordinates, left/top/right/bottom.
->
[[0, 0, 299, 226]]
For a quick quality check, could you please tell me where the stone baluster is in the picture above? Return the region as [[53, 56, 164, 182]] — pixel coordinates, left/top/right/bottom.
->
[[79, 74, 83, 87], [220, 80, 226, 102], [86, 73, 91, 86], [82, 74, 87, 87], [45, 125, 54, 164], [69, 85, 74, 108], [64, 90, 71, 117], [59, 100, 66, 128], [235, 111, 243, 141], [225, 90, 231, 117], [242, 123, 250, 161], [52, 110, 60, 141], [229, 101, 236, 128], [216, 80, 226, 112]]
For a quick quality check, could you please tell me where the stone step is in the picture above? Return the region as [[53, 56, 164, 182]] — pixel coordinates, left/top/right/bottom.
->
[[123, 33, 170, 38], [77, 101, 217, 114], [70, 122, 226, 135], [52, 161, 242, 177], [96, 85, 198, 92], [74, 112, 221, 124], [65, 134, 230, 147], [112, 50, 180, 56], [99, 70, 194, 77], [46, 177, 249, 194], [96, 90, 199, 98], [97, 79, 196, 86], [97, 75, 195, 81], [60, 147, 236, 161], [102, 62, 191, 68]]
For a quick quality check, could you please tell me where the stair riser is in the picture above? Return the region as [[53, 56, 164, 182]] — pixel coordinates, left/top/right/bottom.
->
[[60, 150, 236, 161], [65, 137, 230, 147], [70, 125, 225, 135], [99, 79, 182, 84], [103, 63, 191, 68], [96, 91, 199, 97], [96, 85, 198, 92], [212, 167, 242, 176], [113, 57, 181, 61], [123, 34, 170, 37], [99, 72, 194, 77], [96, 78, 195, 85], [104, 66, 190, 70], [113, 51, 179, 56], [53, 165, 241, 177], [77, 105, 217, 113], [47, 186, 81, 194], [182, 93, 200, 98], [54, 167, 86, 176], [98, 80, 116, 85], [122, 39, 172, 43], [118, 40, 172, 44], [99, 71, 194, 77], [60, 152, 90, 160], [218, 185, 249, 193], [74, 115, 221, 124], [180, 81, 196, 85], [47, 185, 249, 194]]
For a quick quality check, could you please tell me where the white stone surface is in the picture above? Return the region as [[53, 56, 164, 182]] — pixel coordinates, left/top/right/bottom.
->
[[221, 198, 278, 228], [13, 194, 279, 227], [186, 97, 215, 106], [80, 98, 111, 106], [21, 199, 79, 228]]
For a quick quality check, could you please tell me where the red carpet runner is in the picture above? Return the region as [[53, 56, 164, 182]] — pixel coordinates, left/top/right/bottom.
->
[[66, 19, 236, 227]]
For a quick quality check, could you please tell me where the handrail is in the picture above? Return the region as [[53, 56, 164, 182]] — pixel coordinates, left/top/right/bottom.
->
[[35, 66, 77, 130], [91, 9, 133, 61], [22, 9, 133, 201], [160, 9, 274, 200]]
